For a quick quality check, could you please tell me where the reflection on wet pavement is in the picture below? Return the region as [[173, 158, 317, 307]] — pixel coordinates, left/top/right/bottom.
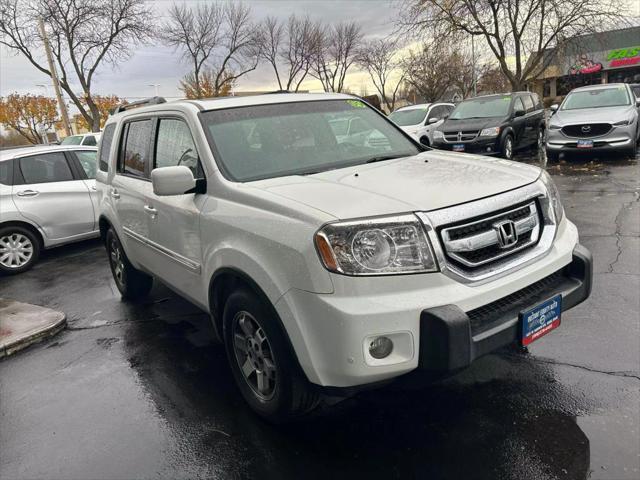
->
[[0, 148, 638, 480]]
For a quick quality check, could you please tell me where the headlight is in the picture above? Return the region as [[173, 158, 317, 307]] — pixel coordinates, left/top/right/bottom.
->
[[479, 126, 501, 137], [315, 214, 438, 275], [540, 170, 564, 222], [433, 130, 444, 139], [613, 119, 631, 126]]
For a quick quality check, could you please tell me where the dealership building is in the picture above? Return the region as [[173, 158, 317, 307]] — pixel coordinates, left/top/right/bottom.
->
[[528, 26, 640, 102]]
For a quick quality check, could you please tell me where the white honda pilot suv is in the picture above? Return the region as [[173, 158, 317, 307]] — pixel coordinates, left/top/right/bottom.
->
[[97, 93, 592, 422]]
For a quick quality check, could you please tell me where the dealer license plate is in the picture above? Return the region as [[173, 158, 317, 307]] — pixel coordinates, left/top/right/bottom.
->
[[453, 144, 465, 152], [520, 294, 562, 346], [576, 139, 593, 148]]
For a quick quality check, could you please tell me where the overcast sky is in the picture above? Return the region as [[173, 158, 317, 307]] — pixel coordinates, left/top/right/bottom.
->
[[0, 0, 398, 101]]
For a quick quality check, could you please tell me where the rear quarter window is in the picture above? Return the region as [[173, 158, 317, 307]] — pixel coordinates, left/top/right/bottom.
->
[[0, 160, 12, 185], [98, 124, 116, 172]]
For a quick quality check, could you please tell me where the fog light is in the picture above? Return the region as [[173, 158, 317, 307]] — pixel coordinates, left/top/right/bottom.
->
[[369, 336, 393, 359]]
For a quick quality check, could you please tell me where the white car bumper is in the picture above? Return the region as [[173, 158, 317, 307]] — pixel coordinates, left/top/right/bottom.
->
[[275, 218, 591, 388]]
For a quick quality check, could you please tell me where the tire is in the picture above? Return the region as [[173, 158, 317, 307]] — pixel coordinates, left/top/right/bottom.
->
[[105, 228, 153, 300], [501, 134, 514, 160], [0, 226, 40, 274], [223, 287, 320, 423], [535, 128, 545, 152], [546, 149, 560, 162]]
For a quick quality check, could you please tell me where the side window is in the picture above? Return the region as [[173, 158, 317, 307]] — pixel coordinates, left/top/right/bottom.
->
[[119, 120, 152, 178], [19, 153, 74, 184], [522, 95, 534, 112], [154, 119, 201, 177], [427, 106, 443, 122], [98, 123, 116, 172], [0, 159, 12, 185], [75, 151, 97, 179], [82, 135, 97, 146], [514, 97, 525, 113]]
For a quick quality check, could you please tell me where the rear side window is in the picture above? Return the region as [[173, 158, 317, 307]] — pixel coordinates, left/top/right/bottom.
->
[[522, 95, 534, 112], [19, 152, 74, 184], [119, 120, 152, 178], [82, 135, 97, 146], [75, 150, 97, 179], [514, 97, 525, 113], [0, 160, 12, 185], [61, 135, 82, 145], [98, 124, 116, 172], [155, 119, 201, 177]]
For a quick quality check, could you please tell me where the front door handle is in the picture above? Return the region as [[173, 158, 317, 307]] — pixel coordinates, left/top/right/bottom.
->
[[16, 189, 39, 197], [110, 188, 120, 199], [143, 205, 157, 217]]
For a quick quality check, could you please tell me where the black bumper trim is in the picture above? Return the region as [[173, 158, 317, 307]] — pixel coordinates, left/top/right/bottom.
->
[[418, 244, 593, 371]]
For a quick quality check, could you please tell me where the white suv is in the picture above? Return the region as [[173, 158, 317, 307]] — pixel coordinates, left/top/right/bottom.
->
[[97, 94, 592, 422]]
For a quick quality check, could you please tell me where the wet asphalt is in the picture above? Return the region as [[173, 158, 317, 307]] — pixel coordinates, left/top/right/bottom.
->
[[1, 150, 639, 480]]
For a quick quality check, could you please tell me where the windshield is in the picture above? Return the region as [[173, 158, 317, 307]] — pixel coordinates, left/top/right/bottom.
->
[[562, 87, 630, 110], [61, 135, 83, 145], [449, 96, 512, 119], [201, 100, 420, 182], [389, 108, 429, 126]]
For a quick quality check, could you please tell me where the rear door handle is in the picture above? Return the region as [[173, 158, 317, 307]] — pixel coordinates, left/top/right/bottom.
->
[[16, 189, 39, 197], [110, 189, 120, 199], [143, 205, 157, 217]]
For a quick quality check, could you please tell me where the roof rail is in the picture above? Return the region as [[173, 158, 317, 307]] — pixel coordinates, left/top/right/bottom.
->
[[265, 90, 292, 94], [110, 96, 167, 114]]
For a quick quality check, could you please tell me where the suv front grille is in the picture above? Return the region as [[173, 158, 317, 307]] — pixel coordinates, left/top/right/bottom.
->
[[443, 130, 479, 142], [561, 123, 611, 138], [467, 269, 565, 335], [439, 201, 541, 269]]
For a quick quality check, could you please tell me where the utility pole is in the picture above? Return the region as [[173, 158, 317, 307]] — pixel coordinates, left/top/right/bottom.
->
[[38, 18, 72, 136], [471, 35, 477, 97]]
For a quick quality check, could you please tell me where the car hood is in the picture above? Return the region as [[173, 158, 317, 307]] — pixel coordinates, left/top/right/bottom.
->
[[438, 117, 505, 132], [248, 151, 541, 220], [552, 105, 634, 125]]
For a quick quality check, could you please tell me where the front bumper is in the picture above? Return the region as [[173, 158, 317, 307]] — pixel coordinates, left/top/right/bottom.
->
[[546, 124, 635, 153], [275, 219, 590, 388], [432, 137, 501, 155]]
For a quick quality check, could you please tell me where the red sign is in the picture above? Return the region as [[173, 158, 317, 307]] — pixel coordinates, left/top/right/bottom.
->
[[610, 57, 640, 67]]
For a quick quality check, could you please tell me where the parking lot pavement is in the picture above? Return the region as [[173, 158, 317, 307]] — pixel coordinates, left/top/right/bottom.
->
[[1, 152, 639, 480]]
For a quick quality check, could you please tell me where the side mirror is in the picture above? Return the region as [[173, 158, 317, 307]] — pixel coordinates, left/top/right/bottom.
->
[[550, 104, 559, 114], [514, 109, 526, 118], [428, 117, 440, 124], [151, 166, 196, 196]]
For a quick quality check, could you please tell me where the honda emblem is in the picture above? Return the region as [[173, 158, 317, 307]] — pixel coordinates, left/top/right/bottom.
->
[[493, 220, 518, 249]]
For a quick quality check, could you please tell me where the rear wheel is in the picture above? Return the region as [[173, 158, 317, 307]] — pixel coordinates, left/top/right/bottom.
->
[[223, 288, 320, 423], [106, 228, 153, 300], [0, 226, 40, 274]]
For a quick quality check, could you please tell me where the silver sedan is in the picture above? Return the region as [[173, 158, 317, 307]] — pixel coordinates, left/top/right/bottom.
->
[[546, 83, 640, 160], [0, 144, 99, 274]]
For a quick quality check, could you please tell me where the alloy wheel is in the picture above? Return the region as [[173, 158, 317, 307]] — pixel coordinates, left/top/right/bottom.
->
[[0, 233, 34, 269], [232, 310, 277, 400], [109, 238, 125, 287], [505, 137, 513, 159]]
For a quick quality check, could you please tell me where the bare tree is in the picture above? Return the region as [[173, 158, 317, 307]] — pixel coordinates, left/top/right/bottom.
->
[[163, 2, 260, 98], [357, 38, 405, 112], [477, 64, 510, 94], [310, 21, 362, 93], [400, 42, 455, 102], [398, 0, 627, 91], [259, 15, 319, 91], [0, 0, 154, 132], [162, 3, 222, 99]]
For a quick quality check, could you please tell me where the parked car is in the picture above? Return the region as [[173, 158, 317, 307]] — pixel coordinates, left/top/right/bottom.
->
[[388, 103, 455, 146], [0, 145, 99, 274], [431, 92, 545, 159], [546, 83, 640, 160], [60, 132, 101, 147], [97, 94, 591, 422]]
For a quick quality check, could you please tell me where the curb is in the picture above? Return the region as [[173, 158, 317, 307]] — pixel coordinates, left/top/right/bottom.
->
[[0, 301, 67, 359]]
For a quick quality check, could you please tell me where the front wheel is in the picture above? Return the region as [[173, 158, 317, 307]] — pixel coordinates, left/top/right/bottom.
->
[[501, 134, 514, 160], [546, 149, 560, 162], [106, 228, 153, 300], [223, 288, 320, 423], [0, 226, 40, 274]]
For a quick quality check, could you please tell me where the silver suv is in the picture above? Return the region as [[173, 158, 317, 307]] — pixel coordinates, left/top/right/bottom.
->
[[546, 83, 640, 160], [0, 145, 99, 273]]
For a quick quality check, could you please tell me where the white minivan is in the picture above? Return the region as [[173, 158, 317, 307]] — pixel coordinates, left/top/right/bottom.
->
[[97, 94, 591, 422]]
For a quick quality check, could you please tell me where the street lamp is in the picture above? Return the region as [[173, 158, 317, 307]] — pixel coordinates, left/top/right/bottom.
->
[[147, 84, 161, 96]]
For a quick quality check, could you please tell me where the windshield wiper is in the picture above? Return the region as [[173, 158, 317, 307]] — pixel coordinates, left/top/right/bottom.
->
[[365, 154, 408, 164]]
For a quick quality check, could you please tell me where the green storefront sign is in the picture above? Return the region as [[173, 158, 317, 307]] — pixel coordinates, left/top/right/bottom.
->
[[607, 47, 640, 60]]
